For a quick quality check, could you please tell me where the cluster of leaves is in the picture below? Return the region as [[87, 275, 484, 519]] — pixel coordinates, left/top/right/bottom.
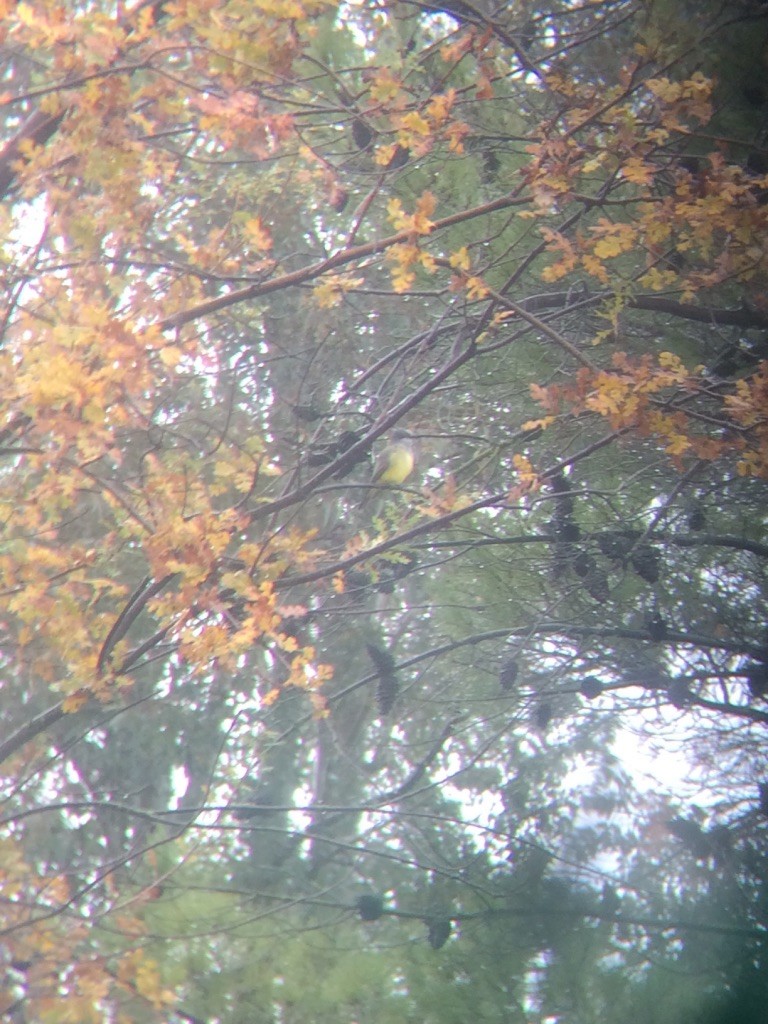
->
[[1, 0, 767, 1021]]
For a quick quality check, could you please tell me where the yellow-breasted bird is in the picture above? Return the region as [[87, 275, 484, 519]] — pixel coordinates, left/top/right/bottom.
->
[[370, 429, 416, 486]]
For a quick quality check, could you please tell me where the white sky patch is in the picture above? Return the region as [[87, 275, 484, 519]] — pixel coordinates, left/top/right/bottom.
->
[[11, 196, 47, 249], [171, 764, 189, 807], [613, 721, 690, 793]]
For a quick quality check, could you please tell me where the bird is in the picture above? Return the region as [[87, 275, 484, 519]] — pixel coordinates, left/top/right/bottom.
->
[[370, 429, 416, 487]]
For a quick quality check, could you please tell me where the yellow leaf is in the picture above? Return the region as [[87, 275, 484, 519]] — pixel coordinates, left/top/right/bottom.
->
[[387, 196, 405, 228], [522, 416, 555, 431], [466, 276, 489, 300], [244, 216, 273, 251], [391, 265, 415, 293], [389, 194, 436, 234], [159, 346, 182, 367], [621, 157, 653, 185], [426, 89, 455, 124], [658, 351, 686, 373], [449, 246, 470, 271], [541, 260, 571, 282], [413, 191, 437, 233], [399, 111, 430, 137], [646, 77, 681, 103], [369, 68, 402, 103], [665, 433, 691, 456], [639, 266, 679, 291], [581, 254, 610, 283], [313, 273, 364, 309], [590, 220, 636, 257]]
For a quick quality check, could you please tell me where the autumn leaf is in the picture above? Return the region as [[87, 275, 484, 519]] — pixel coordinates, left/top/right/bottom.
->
[[449, 246, 471, 271], [590, 220, 637, 259], [244, 216, 273, 251], [313, 273, 364, 309]]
